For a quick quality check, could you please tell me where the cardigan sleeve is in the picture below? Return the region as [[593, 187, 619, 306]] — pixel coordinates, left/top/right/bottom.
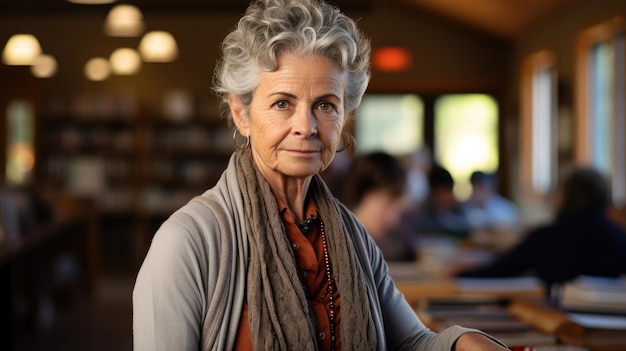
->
[[133, 182, 248, 351], [133, 212, 210, 351]]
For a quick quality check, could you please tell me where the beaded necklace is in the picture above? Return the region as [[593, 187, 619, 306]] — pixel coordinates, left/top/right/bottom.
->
[[298, 215, 338, 351]]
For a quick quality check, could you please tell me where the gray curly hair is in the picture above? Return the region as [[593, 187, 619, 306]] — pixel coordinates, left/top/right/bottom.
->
[[212, 0, 371, 127]]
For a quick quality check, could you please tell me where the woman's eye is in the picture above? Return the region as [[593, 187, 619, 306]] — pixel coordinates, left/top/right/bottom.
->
[[274, 100, 289, 109], [318, 102, 335, 111]]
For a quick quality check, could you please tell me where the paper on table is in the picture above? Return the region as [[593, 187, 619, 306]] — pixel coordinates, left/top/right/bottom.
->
[[568, 313, 626, 330], [455, 277, 544, 293]]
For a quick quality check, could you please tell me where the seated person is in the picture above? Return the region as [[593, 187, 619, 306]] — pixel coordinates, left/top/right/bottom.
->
[[456, 166, 626, 292], [411, 164, 470, 238], [463, 171, 521, 252], [343, 151, 413, 261]]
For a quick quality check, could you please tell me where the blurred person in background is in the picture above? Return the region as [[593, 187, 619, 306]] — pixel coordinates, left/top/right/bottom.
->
[[400, 146, 432, 208], [401, 164, 473, 275], [463, 171, 521, 252], [456, 166, 626, 293], [343, 151, 413, 261], [411, 164, 471, 239]]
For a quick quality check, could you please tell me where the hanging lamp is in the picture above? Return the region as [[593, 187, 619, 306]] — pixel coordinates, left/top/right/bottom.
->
[[104, 4, 145, 37], [67, 0, 117, 4], [2, 34, 42, 65], [139, 31, 179, 62], [109, 48, 141, 75], [31, 54, 58, 78], [85, 57, 111, 81]]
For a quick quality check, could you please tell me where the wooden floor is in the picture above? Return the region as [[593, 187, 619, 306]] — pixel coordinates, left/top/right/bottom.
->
[[12, 273, 134, 351]]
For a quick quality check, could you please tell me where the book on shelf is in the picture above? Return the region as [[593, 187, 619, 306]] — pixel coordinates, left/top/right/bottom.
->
[[0, 189, 19, 243], [508, 298, 626, 350]]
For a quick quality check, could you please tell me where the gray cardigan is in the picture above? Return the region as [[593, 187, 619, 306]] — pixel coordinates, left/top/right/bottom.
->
[[133, 154, 491, 350]]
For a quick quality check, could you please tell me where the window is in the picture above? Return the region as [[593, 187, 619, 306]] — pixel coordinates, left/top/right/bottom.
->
[[576, 18, 626, 207], [520, 50, 557, 196], [5, 100, 36, 186], [434, 94, 499, 200], [355, 93, 499, 202], [355, 94, 423, 155]]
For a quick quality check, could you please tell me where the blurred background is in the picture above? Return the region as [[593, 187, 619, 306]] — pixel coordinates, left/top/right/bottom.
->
[[1, 0, 626, 349]]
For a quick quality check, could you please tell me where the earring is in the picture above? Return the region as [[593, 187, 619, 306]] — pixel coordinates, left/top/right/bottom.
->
[[232, 129, 250, 150], [336, 132, 354, 153]]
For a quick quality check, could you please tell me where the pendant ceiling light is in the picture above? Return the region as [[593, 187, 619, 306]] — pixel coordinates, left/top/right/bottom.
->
[[138, 31, 179, 62], [31, 54, 58, 78], [109, 48, 141, 75], [104, 4, 145, 37], [85, 57, 111, 81], [2, 34, 42, 65], [67, 0, 117, 4]]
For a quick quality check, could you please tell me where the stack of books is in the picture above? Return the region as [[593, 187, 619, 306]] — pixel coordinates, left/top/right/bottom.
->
[[560, 275, 626, 314], [508, 275, 626, 350], [416, 296, 558, 347]]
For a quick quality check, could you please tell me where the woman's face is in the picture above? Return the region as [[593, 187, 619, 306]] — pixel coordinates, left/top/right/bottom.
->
[[232, 52, 347, 183]]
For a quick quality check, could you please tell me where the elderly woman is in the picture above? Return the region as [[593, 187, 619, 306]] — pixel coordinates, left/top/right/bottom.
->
[[133, 0, 509, 350]]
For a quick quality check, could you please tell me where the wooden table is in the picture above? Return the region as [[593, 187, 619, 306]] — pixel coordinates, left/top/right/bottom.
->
[[387, 263, 626, 350], [388, 262, 546, 307]]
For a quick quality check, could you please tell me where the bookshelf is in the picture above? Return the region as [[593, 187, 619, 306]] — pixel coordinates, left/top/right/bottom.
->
[[0, 204, 98, 349], [140, 116, 232, 216], [37, 94, 233, 271]]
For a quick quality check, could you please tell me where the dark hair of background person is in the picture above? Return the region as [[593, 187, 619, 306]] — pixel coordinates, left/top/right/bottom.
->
[[557, 166, 610, 217], [429, 163, 455, 190], [469, 170, 496, 187], [343, 151, 407, 209]]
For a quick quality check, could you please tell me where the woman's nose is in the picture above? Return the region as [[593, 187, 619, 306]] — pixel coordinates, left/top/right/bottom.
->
[[293, 108, 318, 137]]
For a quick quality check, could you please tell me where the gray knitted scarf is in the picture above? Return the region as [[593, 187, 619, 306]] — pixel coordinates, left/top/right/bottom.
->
[[235, 149, 377, 350]]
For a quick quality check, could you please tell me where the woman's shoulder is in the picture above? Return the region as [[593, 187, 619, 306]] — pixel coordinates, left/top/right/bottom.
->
[[151, 181, 237, 244], [152, 200, 220, 250], [162, 161, 240, 234]]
